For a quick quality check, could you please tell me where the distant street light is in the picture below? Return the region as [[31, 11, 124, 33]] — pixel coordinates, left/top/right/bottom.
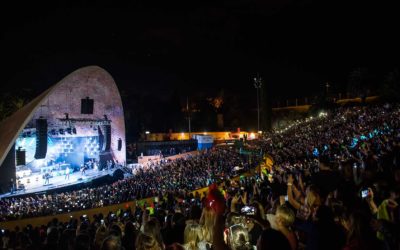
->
[[254, 74, 263, 132], [325, 82, 330, 95], [186, 97, 191, 138]]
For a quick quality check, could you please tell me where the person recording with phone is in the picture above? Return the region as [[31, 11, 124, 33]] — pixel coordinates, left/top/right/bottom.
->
[[239, 203, 267, 246], [286, 174, 322, 221], [365, 186, 399, 219]]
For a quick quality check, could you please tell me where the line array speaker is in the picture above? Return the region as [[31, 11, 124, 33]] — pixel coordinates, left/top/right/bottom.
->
[[34, 118, 48, 159], [102, 124, 111, 151], [81, 97, 94, 114], [118, 138, 122, 151], [16, 148, 26, 166]]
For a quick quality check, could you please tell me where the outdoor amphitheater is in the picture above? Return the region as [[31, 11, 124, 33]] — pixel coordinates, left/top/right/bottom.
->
[[0, 67, 399, 250]]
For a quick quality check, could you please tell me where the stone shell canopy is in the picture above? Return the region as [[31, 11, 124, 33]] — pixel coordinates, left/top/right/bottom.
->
[[0, 66, 126, 166]]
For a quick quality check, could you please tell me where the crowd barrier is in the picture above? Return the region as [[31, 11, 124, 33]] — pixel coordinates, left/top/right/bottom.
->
[[0, 152, 273, 231]]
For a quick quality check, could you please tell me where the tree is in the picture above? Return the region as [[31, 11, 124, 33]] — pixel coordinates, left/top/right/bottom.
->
[[0, 93, 27, 122], [207, 89, 224, 129], [224, 93, 243, 130]]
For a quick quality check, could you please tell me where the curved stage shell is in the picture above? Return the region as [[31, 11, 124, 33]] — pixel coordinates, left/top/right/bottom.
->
[[0, 66, 126, 194]]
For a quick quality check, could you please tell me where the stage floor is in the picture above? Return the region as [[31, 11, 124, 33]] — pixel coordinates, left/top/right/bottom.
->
[[0, 168, 112, 199]]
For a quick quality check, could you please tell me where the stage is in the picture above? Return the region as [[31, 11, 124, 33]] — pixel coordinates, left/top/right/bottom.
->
[[0, 168, 114, 199]]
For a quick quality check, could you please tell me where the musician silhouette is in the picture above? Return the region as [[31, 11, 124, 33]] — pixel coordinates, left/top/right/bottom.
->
[[81, 164, 87, 176], [44, 170, 52, 185]]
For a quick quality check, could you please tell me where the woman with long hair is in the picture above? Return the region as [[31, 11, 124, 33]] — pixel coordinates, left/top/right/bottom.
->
[[183, 223, 207, 250], [144, 218, 165, 249], [199, 207, 216, 243], [136, 233, 162, 250]]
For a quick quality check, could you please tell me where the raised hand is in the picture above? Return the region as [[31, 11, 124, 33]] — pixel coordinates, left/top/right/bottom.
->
[[287, 174, 294, 185]]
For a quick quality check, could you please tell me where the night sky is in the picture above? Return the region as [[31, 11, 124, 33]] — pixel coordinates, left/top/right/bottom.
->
[[1, 0, 399, 138]]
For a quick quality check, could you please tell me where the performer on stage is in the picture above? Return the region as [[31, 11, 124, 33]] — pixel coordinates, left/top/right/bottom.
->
[[65, 166, 70, 180], [81, 164, 87, 176], [44, 170, 52, 185], [9, 178, 15, 194]]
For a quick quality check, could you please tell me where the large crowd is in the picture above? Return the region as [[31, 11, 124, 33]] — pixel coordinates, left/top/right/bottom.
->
[[1, 103, 400, 250], [0, 148, 256, 221]]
